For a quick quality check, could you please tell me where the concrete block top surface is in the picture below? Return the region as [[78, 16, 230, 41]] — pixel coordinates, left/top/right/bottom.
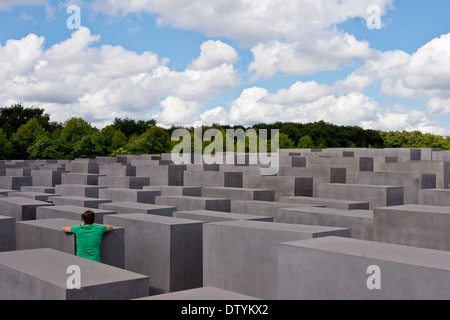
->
[[375, 204, 450, 214], [158, 195, 228, 201], [203, 187, 273, 192], [136, 286, 261, 300], [17, 218, 123, 231], [0, 248, 148, 287], [41, 205, 116, 214], [322, 183, 403, 189], [0, 215, 14, 221], [0, 197, 53, 206], [280, 207, 374, 218], [206, 219, 349, 235], [106, 213, 204, 226], [101, 202, 176, 210], [280, 236, 450, 271], [281, 196, 369, 205], [175, 210, 272, 221]]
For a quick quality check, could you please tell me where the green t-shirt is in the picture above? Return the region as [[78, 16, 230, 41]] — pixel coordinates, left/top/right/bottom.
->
[[70, 224, 108, 263]]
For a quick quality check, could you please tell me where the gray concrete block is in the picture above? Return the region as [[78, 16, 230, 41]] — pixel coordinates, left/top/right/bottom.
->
[[173, 210, 273, 223], [155, 196, 231, 212], [55, 184, 108, 198], [66, 160, 99, 174], [379, 161, 450, 190], [278, 207, 373, 240], [144, 186, 202, 197], [373, 205, 450, 251], [0, 176, 32, 190], [61, 173, 105, 186], [31, 170, 68, 187], [278, 167, 346, 197], [135, 286, 260, 300], [318, 183, 404, 210], [184, 171, 243, 188], [0, 197, 54, 221], [7, 191, 60, 202], [202, 187, 275, 202], [277, 236, 450, 300], [280, 196, 370, 210], [356, 171, 436, 204], [0, 188, 17, 196], [0, 248, 149, 300], [98, 176, 150, 189], [203, 220, 350, 300], [103, 213, 203, 295], [99, 202, 176, 217], [243, 176, 313, 201], [230, 200, 324, 222], [136, 165, 186, 186], [418, 189, 450, 207], [21, 186, 56, 194], [0, 215, 15, 252], [99, 163, 136, 177], [99, 188, 161, 204], [48, 196, 112, 209], [36, 205, 116, 224], [16, 218, 124, 268]]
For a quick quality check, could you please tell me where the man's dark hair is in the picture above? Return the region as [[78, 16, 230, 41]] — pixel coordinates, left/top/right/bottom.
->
[[82, 210, 95, 225]]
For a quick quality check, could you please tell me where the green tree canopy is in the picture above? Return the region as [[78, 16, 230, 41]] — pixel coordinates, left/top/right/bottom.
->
[[0, 103, 50, 137]]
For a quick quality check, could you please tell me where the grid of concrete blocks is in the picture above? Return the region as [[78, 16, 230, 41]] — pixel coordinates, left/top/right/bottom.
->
[[0, 148, 449, 300]]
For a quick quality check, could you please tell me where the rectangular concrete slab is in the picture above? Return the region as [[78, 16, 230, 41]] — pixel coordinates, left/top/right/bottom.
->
[[135, 286, 260, 300], [7, 191, 60, 202], [230, 200, 324, 222], [0, 176, 32, 190], [55, 184, 108, 198], [418, 189, 450, 206], [48, 196, 112, 209], [144, 185, 202, 197], [277, 236, 450, 300], [373, 205, 450, 251], [36, 205, 116, 224], [280, 196, 370, 210], [278, 206, 373, 240], [99, 202, 176, 217], [202, 187, 275, 202], [103, 213, 204, 295], [0, 248, 149, 300], [0, 197, 54, 221], [0, 215, 15, 252], [174, 210, 273, 223], [203, 220, 350, 300], [98, 176, 150, 189], [155, 196, 231, 212], [21, 186, 56, 194], [184, 171, 243, 188], [98, 188, 161, 204], [16, 218, 124, 268], [318, 183, 404, 210], [61, 173, 105, 186]]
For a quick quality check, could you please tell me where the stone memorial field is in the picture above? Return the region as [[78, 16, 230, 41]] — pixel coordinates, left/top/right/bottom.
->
[[0, 147, 449, 300]]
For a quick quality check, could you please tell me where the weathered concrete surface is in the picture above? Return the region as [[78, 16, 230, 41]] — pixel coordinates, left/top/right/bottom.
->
[[277, 236, 450, 300], [0, 248, 149, 300], [135, 286, 261, 300], [36, 205, 116, 224], [99, 202, 176, 217]]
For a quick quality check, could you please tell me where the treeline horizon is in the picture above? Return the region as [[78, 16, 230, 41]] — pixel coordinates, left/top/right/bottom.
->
[[0, 103, 449, 161]]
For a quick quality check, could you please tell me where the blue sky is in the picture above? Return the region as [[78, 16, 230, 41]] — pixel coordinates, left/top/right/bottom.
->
[[0, 0, 449, 135]]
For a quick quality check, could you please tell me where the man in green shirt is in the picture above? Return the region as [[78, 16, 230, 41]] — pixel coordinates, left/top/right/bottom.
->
[[63, 210, 113, 263]]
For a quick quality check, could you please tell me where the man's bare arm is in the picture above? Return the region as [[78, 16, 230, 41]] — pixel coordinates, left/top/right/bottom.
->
[[105, 225, 113, 232], [62, 226, 72, 234]]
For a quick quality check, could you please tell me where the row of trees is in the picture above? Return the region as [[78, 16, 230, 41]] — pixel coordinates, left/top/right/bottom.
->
[[0, 103, 449, 160]]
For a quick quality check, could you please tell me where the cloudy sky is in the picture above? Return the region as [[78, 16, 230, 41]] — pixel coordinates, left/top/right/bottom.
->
[[0, 0, 449, 135]]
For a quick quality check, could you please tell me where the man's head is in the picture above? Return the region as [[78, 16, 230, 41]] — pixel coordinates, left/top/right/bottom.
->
[[82, 210, 95, 225]]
